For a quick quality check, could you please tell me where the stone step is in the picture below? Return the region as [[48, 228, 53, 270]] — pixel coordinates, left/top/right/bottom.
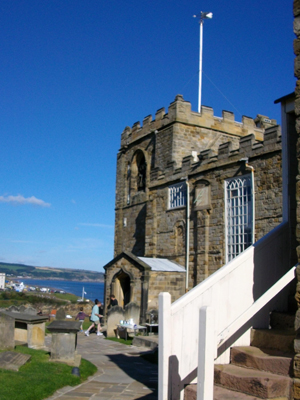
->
[[132, 335, 158, 349], [214, 364, 292, 398], [251, 329, 295, 353], [184, 384, 290, 400], [231, 346, 294, 376], [270, 312, 295, 330]]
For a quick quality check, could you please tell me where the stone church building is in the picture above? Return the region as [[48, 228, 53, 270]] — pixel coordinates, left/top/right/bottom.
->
[[103, 94, 282, 326]]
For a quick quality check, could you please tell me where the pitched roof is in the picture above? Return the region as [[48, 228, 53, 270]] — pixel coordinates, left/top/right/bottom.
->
[[138, 257, 185, 272]]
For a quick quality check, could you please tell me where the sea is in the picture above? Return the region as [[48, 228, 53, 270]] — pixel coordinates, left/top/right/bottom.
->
[[20, 279, 105, 303]]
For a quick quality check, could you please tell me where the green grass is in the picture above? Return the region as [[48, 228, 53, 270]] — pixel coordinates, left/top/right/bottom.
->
[[0, 346, 97, 400], [52, 292, 80, 303], [0, 290, 82, 308], [105, 336, 133, 346]]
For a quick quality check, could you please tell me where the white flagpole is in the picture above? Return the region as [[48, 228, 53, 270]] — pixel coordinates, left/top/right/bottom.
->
[[194, 12, 213, 114]]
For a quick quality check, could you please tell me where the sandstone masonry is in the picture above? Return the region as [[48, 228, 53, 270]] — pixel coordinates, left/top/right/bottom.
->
[[104, 95, 283, 323]]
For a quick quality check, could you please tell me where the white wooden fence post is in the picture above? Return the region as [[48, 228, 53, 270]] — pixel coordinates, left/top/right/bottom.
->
[[159, 292, 172, 400], [197, 306, 214, 400]]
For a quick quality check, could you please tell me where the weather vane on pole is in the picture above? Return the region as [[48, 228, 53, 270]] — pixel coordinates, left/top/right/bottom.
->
[[193, 11, 213, 114]]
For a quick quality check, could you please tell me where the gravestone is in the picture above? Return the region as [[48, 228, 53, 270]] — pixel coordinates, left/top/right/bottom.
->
[[56, 308, 66, 320], [2, 311, 48, 349], [0, 313, 15, 350], [47, 321, 81, 366], [107, 306, 124, 337], [25, 307, 37, 315], [19, 305, 26, 313], [7, 305, 19, 313], [0, 351, 31, 371], [125, 302, 140, 324]]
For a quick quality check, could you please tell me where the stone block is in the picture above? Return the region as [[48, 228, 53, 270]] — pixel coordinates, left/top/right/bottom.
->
[[0, 351, 31, 371], [295, 338, 300, 353], [50, 332, 80, 366], [27, 323, 46, 349], [26, 307, 37, 315], [294, 378, 300, 399], [56, 308, 66, 320], [124, 302, 140, 324], [295, 354, 300, 378], [0, 313, 15, 350], [295, 0, 300, 17], [107, 306, 124, 337]]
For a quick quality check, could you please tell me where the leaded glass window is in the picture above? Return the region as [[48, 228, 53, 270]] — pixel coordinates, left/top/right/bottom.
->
[[169, 182, 187, 209], [225, 175, 253, 262]]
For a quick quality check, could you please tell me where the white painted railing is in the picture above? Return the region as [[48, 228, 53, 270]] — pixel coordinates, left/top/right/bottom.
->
[[158, 221, 295, 400]]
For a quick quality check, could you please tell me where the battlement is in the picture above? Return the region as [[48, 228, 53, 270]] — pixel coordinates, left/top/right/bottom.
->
[[120, 95, 277, 148], [150, 125, 281, 182]]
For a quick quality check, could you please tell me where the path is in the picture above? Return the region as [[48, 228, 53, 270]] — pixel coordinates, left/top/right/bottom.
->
[[45, 333, 158, 400]]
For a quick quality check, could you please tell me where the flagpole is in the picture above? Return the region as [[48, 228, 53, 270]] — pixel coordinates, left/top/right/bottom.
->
[[82, 287, 84, 301], [193, 11, 213, 114]]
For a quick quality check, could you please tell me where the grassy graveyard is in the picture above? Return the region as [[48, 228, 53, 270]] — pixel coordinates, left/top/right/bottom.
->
[[0, 345, 97, 400]]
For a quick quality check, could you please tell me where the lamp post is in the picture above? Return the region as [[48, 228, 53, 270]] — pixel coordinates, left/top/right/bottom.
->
[[193, 12, 213, 114]]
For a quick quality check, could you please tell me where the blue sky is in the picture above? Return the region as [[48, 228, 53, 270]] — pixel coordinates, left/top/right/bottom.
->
[[0, 0, 294, 272]]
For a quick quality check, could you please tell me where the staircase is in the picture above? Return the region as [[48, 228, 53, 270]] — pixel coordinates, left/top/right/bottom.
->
[[185, 312, 295, 400]]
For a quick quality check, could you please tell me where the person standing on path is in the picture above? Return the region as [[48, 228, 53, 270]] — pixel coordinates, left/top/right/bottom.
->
[[85, 299, 103, 336], [109, 294, 118, 307], [75, 307, 89, 332]]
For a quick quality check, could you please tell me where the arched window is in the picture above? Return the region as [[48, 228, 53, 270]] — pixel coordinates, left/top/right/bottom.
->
[[137, 152, 146, 192], [130, 151, 147, 194]]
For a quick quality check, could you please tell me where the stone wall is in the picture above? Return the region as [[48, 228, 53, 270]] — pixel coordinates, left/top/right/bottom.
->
[[148, 272, 185, 309], [294, 0, 300, 396], [104, 254, 185, 323], [114, 95, 282, 287], [294, 0, 300, 260]]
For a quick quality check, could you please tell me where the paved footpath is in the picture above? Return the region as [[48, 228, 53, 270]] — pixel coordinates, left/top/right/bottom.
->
[[45, 333, 158, 400]]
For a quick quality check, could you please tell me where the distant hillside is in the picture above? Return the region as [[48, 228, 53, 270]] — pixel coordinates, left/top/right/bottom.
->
[[0, 262, 104, 282]]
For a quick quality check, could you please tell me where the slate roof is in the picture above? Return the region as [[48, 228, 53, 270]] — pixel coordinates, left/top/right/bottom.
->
[[138, 257, 185, 272]]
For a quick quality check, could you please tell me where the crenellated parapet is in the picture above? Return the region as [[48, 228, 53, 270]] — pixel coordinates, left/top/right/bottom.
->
[[150, 125, 281, 182], [120, 94, 277, 149]]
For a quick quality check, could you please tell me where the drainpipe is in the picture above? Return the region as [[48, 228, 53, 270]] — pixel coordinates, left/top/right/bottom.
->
[[240, 158, 255, 243]]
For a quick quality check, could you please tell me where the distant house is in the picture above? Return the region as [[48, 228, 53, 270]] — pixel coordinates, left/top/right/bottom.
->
[[0, 273, 5, 290]]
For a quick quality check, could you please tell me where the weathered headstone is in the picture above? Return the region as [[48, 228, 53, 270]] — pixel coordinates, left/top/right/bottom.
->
[[7, 305, 19, 313], [56, 308, 66, 320], [25, 307, 37, 315], [0, 351, 31, 371], [47, 321, 81, 366], [0, 313, 15, 350], [125, 302, 140, 324], [107, 306, 124, 337], [2, 311, 48, 349], [19, 305, 26, 313]]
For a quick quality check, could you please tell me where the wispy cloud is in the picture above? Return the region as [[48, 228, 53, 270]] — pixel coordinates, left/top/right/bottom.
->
[[78, 223, 113, 229], [0, 195, 51, 207]]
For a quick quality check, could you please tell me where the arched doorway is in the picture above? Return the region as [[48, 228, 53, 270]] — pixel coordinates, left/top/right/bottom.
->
[[113, 270, 131, 308]]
